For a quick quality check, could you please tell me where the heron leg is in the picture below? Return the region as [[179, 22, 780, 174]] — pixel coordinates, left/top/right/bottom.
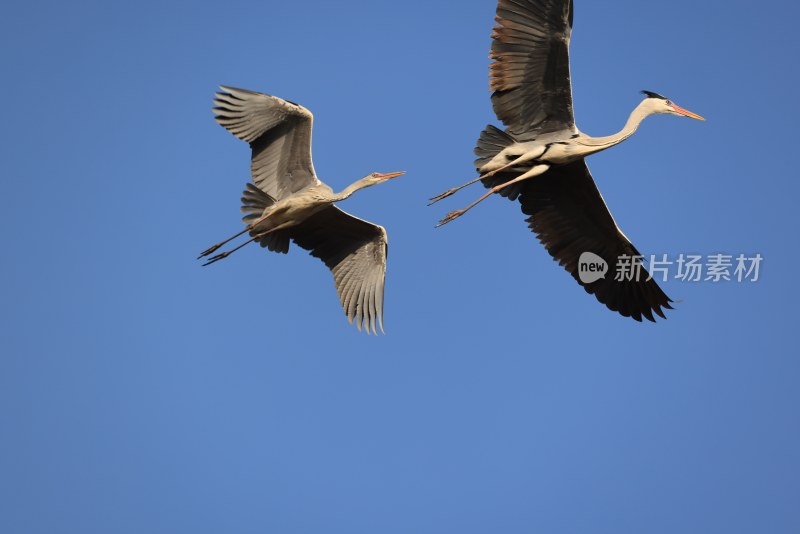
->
[[201, 228, 276, 266], [428, 153, 540, 205], [197, 227, 253, 259], [197, 210, 277, 259], [435, 164, 550, 227], [428, 176, 487, 206]]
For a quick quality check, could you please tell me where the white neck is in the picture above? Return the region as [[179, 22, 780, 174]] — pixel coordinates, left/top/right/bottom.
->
[[581, 100, 653, 148]]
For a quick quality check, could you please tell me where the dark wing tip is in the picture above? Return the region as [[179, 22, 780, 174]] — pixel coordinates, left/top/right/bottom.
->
[[589, 277, 672, 323], [516, 161, 674, 324]]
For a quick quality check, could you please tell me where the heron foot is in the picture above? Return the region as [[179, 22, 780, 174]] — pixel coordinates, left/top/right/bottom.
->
[[435, 209, 466, 228], [428, 187, 459, 206], [197, 243, 222, 259], [202, 251, 231, 266]]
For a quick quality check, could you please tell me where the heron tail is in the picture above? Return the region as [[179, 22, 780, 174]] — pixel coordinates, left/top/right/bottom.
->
[[474, 124, 515, 169], [240, 183, 290, 254], [473, 125, 527, 201]]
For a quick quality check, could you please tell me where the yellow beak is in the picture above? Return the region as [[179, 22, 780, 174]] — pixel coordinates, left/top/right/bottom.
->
[[375, 171, 406, 180], [672, 103, 705, 121]]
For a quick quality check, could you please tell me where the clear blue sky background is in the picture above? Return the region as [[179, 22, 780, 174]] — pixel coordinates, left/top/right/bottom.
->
[[2, 1, 798, 532]]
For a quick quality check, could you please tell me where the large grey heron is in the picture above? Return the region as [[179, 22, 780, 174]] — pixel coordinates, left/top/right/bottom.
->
[[430, 0, 704, 322], [200, 86, 404, 334]]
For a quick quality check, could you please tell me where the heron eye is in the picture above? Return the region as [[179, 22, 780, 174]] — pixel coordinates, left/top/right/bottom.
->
[[666, 100, 672, 106]]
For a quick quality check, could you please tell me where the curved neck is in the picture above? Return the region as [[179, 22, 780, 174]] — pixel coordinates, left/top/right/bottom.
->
[[582, 100, 653, 148], [331, 176, 373, 202]]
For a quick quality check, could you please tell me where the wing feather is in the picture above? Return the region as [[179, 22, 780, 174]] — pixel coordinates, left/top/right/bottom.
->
[[213, 85, 319, 200], [490, 0, 576, 137], [289, 206, 388, 334], [515, 160, 673, 321]]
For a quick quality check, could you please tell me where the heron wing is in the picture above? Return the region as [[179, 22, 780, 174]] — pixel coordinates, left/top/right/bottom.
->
[[289, 206, 388, 334], [516, 160, 673, 321], [490, 0, 576, 138], [213, 86, 319, 200]]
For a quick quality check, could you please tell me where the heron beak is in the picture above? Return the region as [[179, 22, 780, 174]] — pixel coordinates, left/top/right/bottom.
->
[[671, 103, 705, 121], [376, 171, 406, 181]]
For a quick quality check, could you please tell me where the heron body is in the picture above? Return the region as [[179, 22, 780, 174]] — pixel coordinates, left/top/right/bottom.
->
[[478, 98, 699, 175], [248, 184, 335, 234], [200, 86, 404, 334], [432, 0, 704, 322]]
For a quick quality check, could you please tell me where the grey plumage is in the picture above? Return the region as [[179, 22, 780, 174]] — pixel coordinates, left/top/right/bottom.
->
[[432, 0, 704, 322], [214, 86, 318, 199], [516, 161, 671, 322], [202, 86, 403, 334], [240, 183, 290, 254], [291, 208, 388, 335], [490, 0, 575, 137]]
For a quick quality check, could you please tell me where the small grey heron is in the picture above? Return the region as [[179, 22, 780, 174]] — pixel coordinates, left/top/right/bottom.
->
[[200, 86, 404, 334], [430, 0, 704, 322]]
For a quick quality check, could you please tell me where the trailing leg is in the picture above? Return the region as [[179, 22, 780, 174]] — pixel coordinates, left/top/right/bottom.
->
[[202, 227, 277, 266], [435, 165, 550, 227]]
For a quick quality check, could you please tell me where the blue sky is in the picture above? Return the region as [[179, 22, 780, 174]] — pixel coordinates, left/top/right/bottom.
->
[[2, 0, 799, 532]]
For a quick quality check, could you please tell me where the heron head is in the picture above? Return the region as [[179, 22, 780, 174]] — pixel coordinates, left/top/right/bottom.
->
[[641, 90, 704, 120]]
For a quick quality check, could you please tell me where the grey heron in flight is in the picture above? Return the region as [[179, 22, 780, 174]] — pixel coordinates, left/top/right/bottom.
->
[[431, 0, 704, 322], [199, 86, 404, 334]]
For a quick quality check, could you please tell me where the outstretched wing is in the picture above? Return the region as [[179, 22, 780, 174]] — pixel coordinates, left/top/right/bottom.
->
[[213, 86, 320, 200], [490, 0, 576, 138], [289, 206, 388, 334], [516, 160, 673, 322]]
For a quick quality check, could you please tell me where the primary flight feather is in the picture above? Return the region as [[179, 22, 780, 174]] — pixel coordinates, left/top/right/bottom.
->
[[431, 0, 704, 322], [200, 86, 404, 334]]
